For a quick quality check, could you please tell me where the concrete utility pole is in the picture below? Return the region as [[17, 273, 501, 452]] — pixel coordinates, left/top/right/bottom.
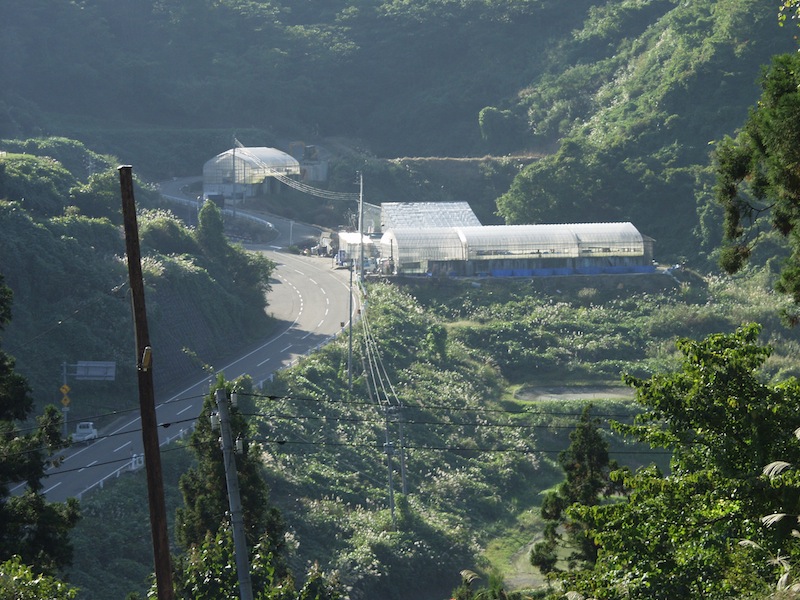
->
[[358, 172, 365, 281], [119, 166, 174, 600], [383, 407, 397, 531], [215, 389, 254, 600], [348, 263, 353, 391]]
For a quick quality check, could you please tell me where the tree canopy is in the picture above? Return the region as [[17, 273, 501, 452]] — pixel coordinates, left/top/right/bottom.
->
[[531, 405, 618, 576], [0, 274, 80, 575], [556, 325, 800, 599], [715, 51, 800, 316]]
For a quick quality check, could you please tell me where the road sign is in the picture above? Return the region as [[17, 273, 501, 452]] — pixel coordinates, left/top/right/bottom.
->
[[61, 396, 70, 406], [60, 384, 71, 395], [75, 361, 116, 381]]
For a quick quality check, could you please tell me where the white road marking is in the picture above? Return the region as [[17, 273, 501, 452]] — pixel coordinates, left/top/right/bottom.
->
[[43, 482, 62, 495], [114, 441, 132, 453], [79, 460, 98, 473]]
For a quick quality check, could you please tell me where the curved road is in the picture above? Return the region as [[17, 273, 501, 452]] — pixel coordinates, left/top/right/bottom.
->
[[35, 181, 356, 502]]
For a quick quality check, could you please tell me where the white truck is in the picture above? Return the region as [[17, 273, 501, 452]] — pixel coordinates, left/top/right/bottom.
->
[[73, 421, 98, 444]]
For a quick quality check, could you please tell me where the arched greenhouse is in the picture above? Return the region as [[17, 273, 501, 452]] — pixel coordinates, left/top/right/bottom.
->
[[203, 146, 300, 202], [379, 222, 654, 277]]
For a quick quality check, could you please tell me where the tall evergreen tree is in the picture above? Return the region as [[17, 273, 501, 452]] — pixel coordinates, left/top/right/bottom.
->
[[715, 50, 800, 320], [0, 273, 80, 574], [531, 405, 618, 575], [175, 376, 285, 566]]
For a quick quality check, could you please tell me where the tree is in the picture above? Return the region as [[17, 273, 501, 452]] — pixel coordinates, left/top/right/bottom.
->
[[170, 529, 293, 600], [175, 376, 285, 560], [530, 405, 618, 576], [0, 556, 77, 600], [714, 51, 800, 319], [172, 375, 342, 599], [195, 199, 228, 259], [779, 0, 800, 27], [559, 325, 800, 599], [0, 273, 80, 574]]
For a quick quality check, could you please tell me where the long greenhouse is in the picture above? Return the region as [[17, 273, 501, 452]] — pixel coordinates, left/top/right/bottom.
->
[[379, 222, 654, 276]]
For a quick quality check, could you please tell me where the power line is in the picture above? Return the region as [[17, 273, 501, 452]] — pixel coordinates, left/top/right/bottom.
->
[[249, 437, 673, 456], [233, 142, 359, 202], [14, 281, 128, 350], [250, 411, 636, 430]]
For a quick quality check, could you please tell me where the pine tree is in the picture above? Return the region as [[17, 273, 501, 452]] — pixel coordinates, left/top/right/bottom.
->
[[175, 376, 286, 570], [531, 404, 617, 574]]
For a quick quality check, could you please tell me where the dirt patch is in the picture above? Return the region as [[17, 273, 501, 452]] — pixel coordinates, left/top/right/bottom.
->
[[503, 539, 545, 592], [516, 385, 635, 402]]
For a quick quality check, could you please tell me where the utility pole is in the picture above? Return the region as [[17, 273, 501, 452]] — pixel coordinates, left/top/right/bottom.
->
[[397, 406, 408, 495], [215, 389, 254, 600], [387, 406, 408, 496], [119, 166, 174, 600], [348, 262, 353, 392], [383, 407, 397, 531], [358, 172, 365, 281]]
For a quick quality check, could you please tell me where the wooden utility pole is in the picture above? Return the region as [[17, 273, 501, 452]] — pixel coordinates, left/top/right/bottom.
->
[[119, 166, 174, 600]]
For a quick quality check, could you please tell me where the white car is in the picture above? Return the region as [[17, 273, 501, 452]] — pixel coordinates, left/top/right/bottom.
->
[[73, 422, 98, 444]]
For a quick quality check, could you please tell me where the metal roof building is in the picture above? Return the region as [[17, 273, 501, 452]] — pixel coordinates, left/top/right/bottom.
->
[[380, 201, 481, 231]]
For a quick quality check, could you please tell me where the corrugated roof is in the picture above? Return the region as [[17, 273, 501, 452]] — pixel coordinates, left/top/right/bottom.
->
[[381, 202, 481, 230]]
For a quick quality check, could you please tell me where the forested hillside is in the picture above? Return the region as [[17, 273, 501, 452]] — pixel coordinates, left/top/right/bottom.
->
[[4, 0, 800, 598], [2, 0, 797, 264], [0, 138, 275, 416]]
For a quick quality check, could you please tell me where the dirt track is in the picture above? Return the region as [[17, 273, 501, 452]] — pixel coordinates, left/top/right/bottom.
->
[[516, 385, 635, 402]]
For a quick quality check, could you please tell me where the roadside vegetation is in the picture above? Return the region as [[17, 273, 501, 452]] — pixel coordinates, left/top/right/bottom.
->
[[62, 267, 800, 598]]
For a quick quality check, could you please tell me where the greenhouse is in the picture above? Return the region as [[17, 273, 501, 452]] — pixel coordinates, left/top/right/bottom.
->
[[379, 222, 654, 276], [203, 146, 300, 201]]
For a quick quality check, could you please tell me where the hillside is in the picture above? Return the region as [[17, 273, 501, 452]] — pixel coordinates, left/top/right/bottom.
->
[[0, 138, 277, 417], [66, 272, 800, 599], [2, 0, 798, 267], [4, 0, 800, 598]]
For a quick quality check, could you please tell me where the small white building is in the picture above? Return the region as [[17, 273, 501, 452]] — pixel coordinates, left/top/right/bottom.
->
[[338, 231, 376, 267], [203, 146, 300, 202]]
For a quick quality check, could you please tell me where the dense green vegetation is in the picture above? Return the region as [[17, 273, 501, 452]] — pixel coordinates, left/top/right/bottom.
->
[[59, 273, 800, 598], [0, 138, 276, 416], [716, 50, 800, 324], [2, 0, 797, 265], [4, 0, 800, 598], [0, 273, 80, 578]]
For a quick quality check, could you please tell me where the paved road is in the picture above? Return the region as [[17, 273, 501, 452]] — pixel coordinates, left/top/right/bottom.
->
[[30, 181, 356, 502]]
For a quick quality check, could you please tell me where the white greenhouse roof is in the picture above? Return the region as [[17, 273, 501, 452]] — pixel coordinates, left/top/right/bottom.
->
[[381, 222, 645, 263], [381, 228, 467, 262], [203, 147, 300, 184], [338, 232, 373, 246], [381, 202, 481, 230]]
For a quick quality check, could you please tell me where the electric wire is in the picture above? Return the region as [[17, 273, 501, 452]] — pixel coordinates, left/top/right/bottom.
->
[[233, 142, 359, 202], [14, 281, 128, 350]]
